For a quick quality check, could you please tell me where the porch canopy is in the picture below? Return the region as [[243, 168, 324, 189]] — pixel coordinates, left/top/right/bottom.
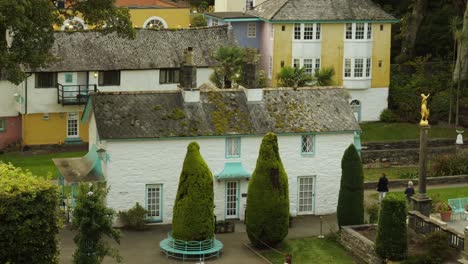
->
[[215, 162, 251, 180]]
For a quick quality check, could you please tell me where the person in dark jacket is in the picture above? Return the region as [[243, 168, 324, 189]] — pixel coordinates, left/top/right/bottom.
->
[[377, 173, 389, 204], [404, 181, 415, 205]]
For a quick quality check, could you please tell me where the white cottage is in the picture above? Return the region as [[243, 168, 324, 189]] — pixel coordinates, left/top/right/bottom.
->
[[64, 84, 360, 224]]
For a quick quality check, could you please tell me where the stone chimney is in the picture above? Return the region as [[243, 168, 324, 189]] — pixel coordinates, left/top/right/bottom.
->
[[180, 47, 197, 89]]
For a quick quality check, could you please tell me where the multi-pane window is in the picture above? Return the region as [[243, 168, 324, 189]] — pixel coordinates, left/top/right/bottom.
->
[[212, 19, 218, 26], [247, 23, 256, 38], [344, 59, 352, 77], [226, 181, 238, 217], [303, 23, 314, 40], [315, 59, 321, 71], [355, 23, 365, 39], [301, 135, 314, 154], [226, 137, 240, 158], [146, 184, 162, 221], [294, 23, 301, 40], [98, 71, 120, 86], [145, 19, 166, 29], [303, 59, 314, 75], [354, 58, 364, 77], [159, 69, 180, 84], [67, 112, 79, 137], [298, 176, 314, 213], [293, 59, 300, 68], [365, 58, 372, 77], [345, 23, 372, 40], [268, 56, 273, 78], [245, 0, 254, 10], [293, 58, 321, 75], [62, 19, 85, 31], [35, 72, 58, 88], [293, 23, 321, 40]]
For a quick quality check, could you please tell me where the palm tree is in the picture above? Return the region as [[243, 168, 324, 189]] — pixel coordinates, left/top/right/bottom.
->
[[313, 67, 335, 86], [276, 66, 313, 88]]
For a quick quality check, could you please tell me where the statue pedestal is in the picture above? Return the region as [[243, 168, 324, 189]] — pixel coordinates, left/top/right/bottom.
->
[[411, 194, 432, 217]]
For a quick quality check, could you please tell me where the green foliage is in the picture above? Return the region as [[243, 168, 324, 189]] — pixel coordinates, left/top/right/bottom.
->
[[366, 204, 379, 224], [276, 66, 313, 87], [423, 231, 453, 263], [172, 142, 214, 241], [118, 202, 148, 230], [434, 201, 451, 212], [73, 184, 121, 264], [313, 66, 335, 86], [246, 133, 289, 248], [211, 46, 246, 88], [375, 193, 407, 261], [0, 163, 61, 264], [379, 108, 399, 122], [337, 144, 364, 228], [431, 150, 468, 176], [0, 0, 133, 84], [191, 14, 207, 27]]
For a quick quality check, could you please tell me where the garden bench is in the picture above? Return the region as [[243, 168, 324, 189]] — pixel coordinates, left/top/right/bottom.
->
[[159, 233, 223, 261], [447, 198, 468, 219]]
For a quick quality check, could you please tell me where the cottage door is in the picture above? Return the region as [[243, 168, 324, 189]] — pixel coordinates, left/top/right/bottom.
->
[[225, 181, 239, 219], [146, 184, 162, 222], [297, 176, 316, 215]]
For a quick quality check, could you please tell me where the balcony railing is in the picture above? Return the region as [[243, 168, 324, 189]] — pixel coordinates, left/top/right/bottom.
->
[[57, 84, 97, 106]]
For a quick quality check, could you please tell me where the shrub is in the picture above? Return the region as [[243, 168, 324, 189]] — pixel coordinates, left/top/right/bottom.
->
[[431, 150, 468, 176], [73, 184, 121, 264], [191, 14, 207, 27], [118, 202, 148, 230], [246, 133, 289, 248], [423, 231, 452, 262], [375, 193, 407, 261], [380, 108, 399, 122], [313, 66, 335, 86], [337, 144, 364, 228], [172, 142, 214, 241], [276, 66, 313, 87], [0, 164, 61, 264], [366, 204, 379, 224]]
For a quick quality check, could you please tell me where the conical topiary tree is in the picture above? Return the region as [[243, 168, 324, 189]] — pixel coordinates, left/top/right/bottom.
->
[[375, 193, 407, 261], [246, 133, 289, 248], [337, 144, 364, 228], [172, 142, 214, 241]]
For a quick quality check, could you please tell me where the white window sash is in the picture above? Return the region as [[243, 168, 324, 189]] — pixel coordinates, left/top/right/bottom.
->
[[66, 112, 79, 138]]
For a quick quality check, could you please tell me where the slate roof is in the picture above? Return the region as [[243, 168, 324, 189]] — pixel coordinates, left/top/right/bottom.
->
[[89, 87, 360, 139], [248, 0, 396, 21], [36, 26, 236, 72]]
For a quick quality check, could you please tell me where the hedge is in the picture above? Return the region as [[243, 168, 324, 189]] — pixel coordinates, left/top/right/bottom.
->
[[0, 163, 61, 264], [172, 142, 215, 241], [246, 133, 289, 248], [375, 193, 407, 261], [337, 144, 364, 228]]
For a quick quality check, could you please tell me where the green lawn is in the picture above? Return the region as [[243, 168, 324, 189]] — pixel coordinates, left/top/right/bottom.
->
[[360, 122, 458, 142], [0, 151, 86, 178], [370, 186, 468, 203], [364, 166, 418, 181], [262, 237, 355, 264]]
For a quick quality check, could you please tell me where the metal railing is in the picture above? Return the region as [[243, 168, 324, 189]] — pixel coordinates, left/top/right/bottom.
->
[[57, 84, 97, 105]]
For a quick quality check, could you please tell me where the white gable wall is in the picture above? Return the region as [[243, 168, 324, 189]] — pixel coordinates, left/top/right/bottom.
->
[[104, 132, 354, 224], [0, 81, 20, 117]]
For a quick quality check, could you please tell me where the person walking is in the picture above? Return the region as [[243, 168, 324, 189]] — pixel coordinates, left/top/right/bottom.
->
[[377, 173, 389, 204], [404, 181, 415, 205]]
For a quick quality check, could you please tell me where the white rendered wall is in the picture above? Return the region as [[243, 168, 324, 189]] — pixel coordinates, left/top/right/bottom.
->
[[0, 81, 20, 117], [348, 87, 388, 121], [104, 132, 354, 224], [215, 0, 267, 11], [292, 42, 321, 60]]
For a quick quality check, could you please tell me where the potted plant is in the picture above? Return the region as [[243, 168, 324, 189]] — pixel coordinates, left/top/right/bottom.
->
[[435, 202, 452, 222]]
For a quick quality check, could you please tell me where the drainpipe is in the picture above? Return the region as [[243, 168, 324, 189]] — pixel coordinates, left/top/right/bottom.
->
[[21, 73, 32, 149]]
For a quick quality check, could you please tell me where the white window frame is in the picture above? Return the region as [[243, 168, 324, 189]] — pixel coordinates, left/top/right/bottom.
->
[[301, 134, 315, 155], [61, 17, 87, 31], [292, 58, 321, 76], [297, 176, 315, 214], [212, 19, 218, 26], [225, 181, 239, 219], [226, 137, 241, 158], [344, 22, 373, 40], [268, 56, 273, 79], [146, 184, 162, 222], [270, 24, 274, 40], [247, 23, 256, 38], [292, 23, 321, 41], [67, 112, 79, 138], [343, 58, 372, 79], [143, 16, 168, 29], [245, 0, 254, 11]]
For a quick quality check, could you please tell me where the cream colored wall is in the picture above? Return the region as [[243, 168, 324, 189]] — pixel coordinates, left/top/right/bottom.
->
[[321, 24, 344, 86], [371, 23, 391, 88], [272, 24, 293, 86]]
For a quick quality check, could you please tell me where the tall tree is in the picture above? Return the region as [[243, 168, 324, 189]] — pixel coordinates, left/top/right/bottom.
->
[[399, 0, 428, 61], [0, 0, 133, 84], [246, 133, 289, 248], [172, 142, 214, 241], [337, 144, 364, 228], [453, 1, 468, 126]]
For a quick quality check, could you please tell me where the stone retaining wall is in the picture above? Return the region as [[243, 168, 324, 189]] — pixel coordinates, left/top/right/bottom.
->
[[340, 224, 382, 264], [362, 139, 456, 151], [364, 175, 468, 190], [362, 146, 460, 166]]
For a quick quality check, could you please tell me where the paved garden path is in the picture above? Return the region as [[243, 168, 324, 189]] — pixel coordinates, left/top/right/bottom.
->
[[59, 214, 338, 264]]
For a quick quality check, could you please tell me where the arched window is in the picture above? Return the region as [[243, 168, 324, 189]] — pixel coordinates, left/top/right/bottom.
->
[[143, 16, 168, 29], [61, 18, 86, 31], [350, 100, 362, 122]]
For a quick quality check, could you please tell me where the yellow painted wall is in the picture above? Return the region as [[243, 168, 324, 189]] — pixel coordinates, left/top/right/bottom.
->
[[272, 24, 293, 86], [321, 24, 344, 86], [22, 112, 89, 145], [129, 8, 190, 28], [371, 23, 391, 88]]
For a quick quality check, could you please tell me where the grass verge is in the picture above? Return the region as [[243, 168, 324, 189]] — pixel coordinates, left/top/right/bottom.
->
[[364, 166, 418, 182], [360, 122, 458, 142], [369, 186, 468, 203]]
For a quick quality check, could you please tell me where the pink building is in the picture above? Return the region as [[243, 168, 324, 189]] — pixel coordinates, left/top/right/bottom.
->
[[0, 116, 21, 150]]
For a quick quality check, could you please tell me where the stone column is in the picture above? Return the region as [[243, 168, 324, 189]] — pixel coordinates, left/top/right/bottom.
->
[[411, 126, 432, 216]]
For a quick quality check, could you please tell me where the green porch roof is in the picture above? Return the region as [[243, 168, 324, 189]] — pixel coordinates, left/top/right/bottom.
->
[[53, 145, 104, 184], [216, 162, 251, 180]]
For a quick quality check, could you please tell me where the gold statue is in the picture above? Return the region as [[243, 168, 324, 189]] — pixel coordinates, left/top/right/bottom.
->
[[420, 93, 430, 126]]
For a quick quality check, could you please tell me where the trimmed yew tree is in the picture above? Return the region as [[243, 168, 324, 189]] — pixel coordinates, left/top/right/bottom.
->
[[246, 133, 289, 248], [375, 194, 408, 261], [0, 164, 61, 264], [337, 144, 364, 228], [172, 142, 215, 241]]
